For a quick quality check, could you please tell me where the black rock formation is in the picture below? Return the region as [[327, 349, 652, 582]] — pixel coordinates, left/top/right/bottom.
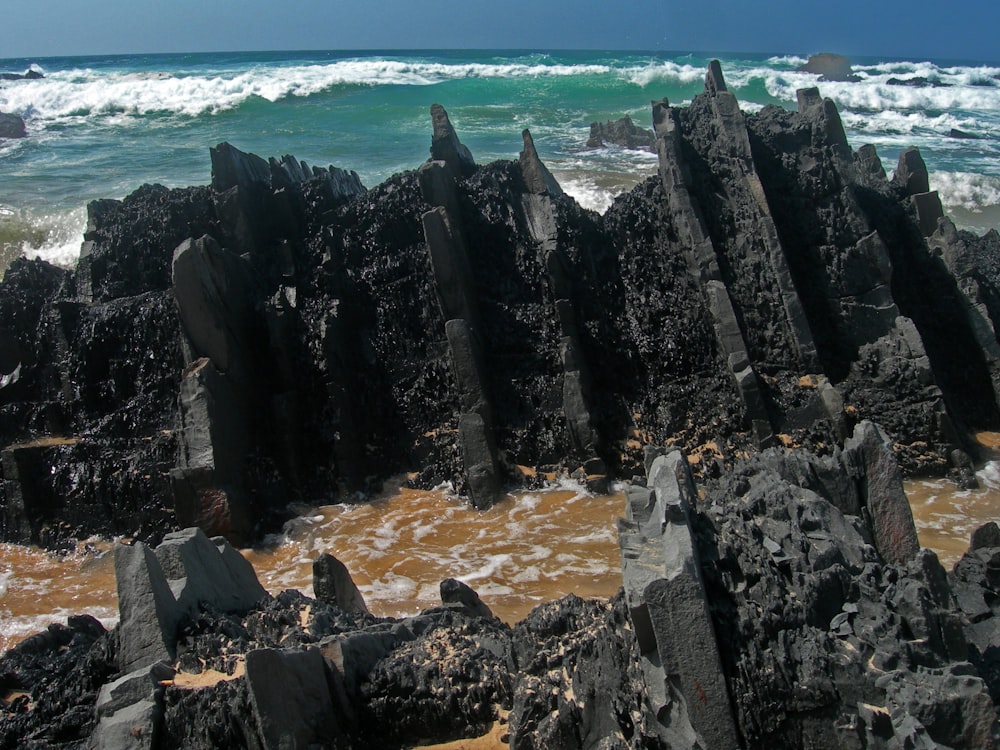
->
[[2, 62, 999, 552], [586, 114, 656, 152]]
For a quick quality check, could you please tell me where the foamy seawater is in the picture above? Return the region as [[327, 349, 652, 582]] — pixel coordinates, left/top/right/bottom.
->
[[1, 50, 997, 268], [3, 463, 1000, 652], [0, 483, 624, 650], [242, 482, 624, 624]]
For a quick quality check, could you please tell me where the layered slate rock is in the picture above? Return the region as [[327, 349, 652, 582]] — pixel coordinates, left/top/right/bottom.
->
[[619, 443, 998, 749], [4, 61, 1000, 548]]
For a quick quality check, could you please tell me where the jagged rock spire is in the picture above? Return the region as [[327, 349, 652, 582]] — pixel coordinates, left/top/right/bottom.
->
[[429, 103, 476, 178]]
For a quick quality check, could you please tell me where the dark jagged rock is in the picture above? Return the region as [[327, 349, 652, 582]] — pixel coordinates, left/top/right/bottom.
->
[[2, 59, 999, 556], [428, 103, 476, 178], [440, 577, 495, 619], [678, 446, 997, 749], [0, 113, 26, 139], [894, 146, 931, 196], [508, 593, 666, 749], [586, 114, 655, 152], [313, 552, 369, 614], [797, 52, 862, 82]]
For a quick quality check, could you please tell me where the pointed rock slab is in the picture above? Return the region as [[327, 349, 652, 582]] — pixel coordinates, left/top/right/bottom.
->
[[171, 235, 258, 375], [423, 209, 479, 326], [518, 129, 564, 197], [619, 452, 741, 750], [841, 421, 920, 564], [114, 542, 181, 673], [894, 146, 931, 196], [458, 412, 501, 510], [429, 103, 476, 178], [115, 528, 267, 674], [313, 553, 370, 615], [912, 190, 944, 236], [210, 141, 272, 193], [704, 59, 728, 96], [154, 527, 267, 614], [440, 577, 495, 620]]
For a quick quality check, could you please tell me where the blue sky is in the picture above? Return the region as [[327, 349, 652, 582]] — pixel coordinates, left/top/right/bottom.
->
[[2, 0, 998, 62]]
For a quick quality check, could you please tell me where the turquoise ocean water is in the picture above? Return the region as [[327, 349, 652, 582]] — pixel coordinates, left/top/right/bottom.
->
[[1, 49, 999, 267]]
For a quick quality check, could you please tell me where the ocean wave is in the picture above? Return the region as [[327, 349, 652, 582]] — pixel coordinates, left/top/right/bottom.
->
[[0, 205, 85, 270], [619, 60, 707, 88], [0, 59, 622, 123], [932, 171, 1000, 214], [839, 108, 992, 137]]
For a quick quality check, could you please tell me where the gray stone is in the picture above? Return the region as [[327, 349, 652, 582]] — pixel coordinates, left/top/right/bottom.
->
[[170, 358, 251, 541], [796, 87, 823, 112], [797, 53, 860, 82], [320, 628, 410, 698], [423, 208, 478, 325], [114, 542, 180, 673], [171, 235, 257, 375], [210, 141, 271, 192], [313, 552, 370, 614], [89, 699, 160, 750], [970, 521, 1000, 551], [619, 452, 741, 749], [704, 59, 728, 95], [445, 318, 489, 417], [912, 191, 944, 236], [245, 647, 341, 750], [95, 662, 175, 719], [586, 115, 655, 152], [154, 527, 266, 614], [458, 412, 501, 510], [841, 421, 920, 564]]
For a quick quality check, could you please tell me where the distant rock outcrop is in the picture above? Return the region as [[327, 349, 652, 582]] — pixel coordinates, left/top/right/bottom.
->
[[0, 68, 43, 81], [797, 52, 861, 81], [586, 114, 655, 152]]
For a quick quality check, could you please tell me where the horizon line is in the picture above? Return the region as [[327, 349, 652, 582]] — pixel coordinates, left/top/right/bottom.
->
[[2, 47, 999, 68]]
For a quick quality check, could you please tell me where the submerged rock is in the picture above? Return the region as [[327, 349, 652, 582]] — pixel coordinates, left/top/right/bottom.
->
[[0, 113, 26, 139]]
